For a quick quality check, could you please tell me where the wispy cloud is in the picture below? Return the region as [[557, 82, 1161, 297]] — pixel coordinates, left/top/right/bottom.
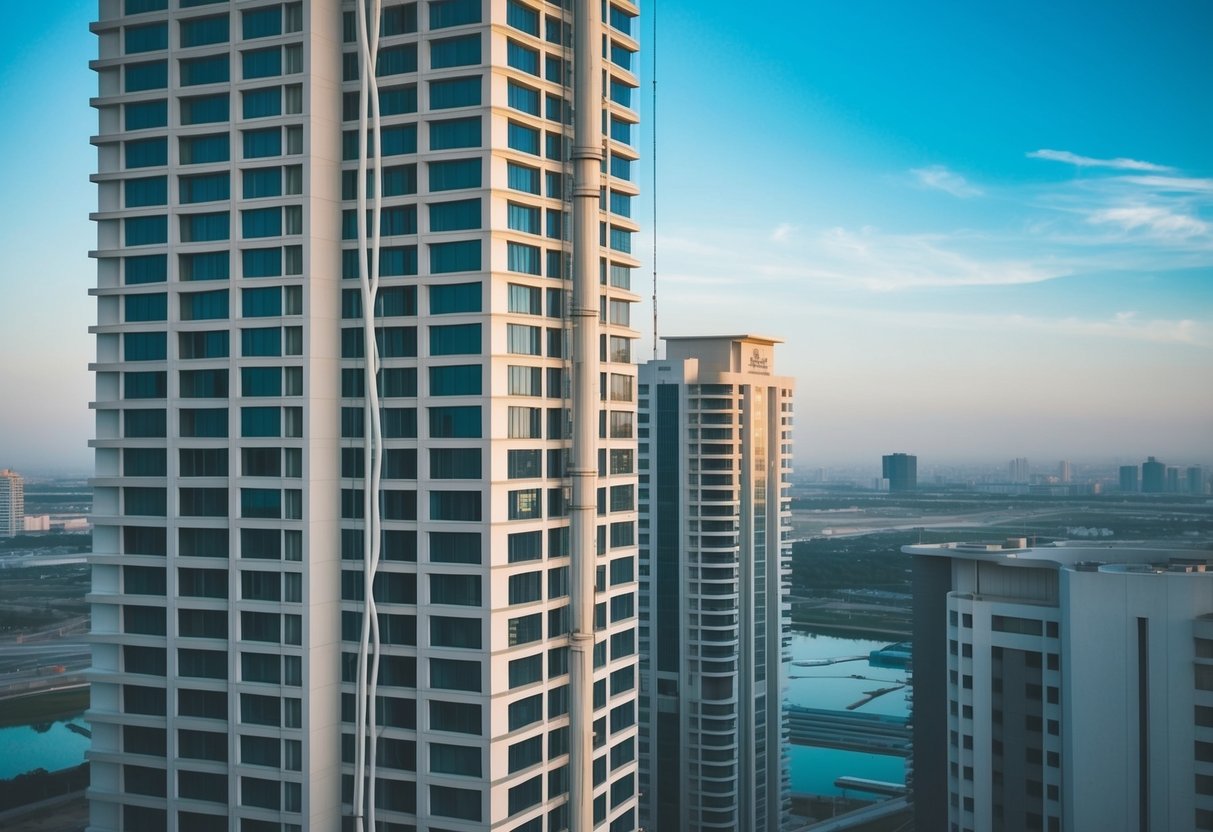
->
[[811, 304, 1213, 347], [812, 226, 1062, 290], [911, 165, 983, 198], [770, 222, 796, 243], [1121, 175, 1213, 193], [657, 224, 1069, 293], [1087, 205, 1209, 238], [1027, 148, 1173, 172]]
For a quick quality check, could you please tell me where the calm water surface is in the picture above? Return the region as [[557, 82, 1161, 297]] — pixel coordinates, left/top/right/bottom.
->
[[1, 633, 904, 793], [786, 631, 909, 795], [0, 715, 90, 780]]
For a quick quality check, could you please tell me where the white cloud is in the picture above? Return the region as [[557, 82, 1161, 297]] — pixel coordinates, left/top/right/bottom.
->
[[911, 165, 983, 198], [656, 224, 1069, 294], [808, 304, 1212, 348], [1027, 149, 1173, 172], [1005, 312, 1211, 347], [1087, 205, 1209, 237], [1122, 175, 1213, 193], [770, 222, 796, 243], [810, 226, 1065, 291]]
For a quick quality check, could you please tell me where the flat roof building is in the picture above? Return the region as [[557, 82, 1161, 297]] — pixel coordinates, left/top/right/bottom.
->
[[906, 539, 1213, 832], [89, 2, 642, 830], [637, 335, 795, 831], [1120, 465, 1139, 493], [0, 469, 24, 537], [882, 453, 917, 493], [1142, 456, 1166, 493]]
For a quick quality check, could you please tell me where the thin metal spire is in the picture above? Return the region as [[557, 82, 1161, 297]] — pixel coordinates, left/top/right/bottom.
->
[[651, 0, 659, 359]]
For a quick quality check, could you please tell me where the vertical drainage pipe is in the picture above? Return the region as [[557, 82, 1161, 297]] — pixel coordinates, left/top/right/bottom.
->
[[569, 0, 603, 830]]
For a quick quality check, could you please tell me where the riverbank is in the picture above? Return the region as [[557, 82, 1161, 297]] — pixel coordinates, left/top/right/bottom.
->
[[790, 618, 909, 642], [0, 790, 88, 832], [0, 685, 89, 728], [0, 763, 88, 815]]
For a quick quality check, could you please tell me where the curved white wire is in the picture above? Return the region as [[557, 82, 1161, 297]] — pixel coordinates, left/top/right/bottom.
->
[[352, 1, 383, 830]]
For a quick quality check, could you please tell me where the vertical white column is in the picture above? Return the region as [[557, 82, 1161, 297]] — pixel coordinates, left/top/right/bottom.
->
[[569, 0, 603, 829]]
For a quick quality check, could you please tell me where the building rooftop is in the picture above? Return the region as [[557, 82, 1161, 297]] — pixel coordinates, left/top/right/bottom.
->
[[663, 334, 784, 345], [903, 539, 1213, 574]]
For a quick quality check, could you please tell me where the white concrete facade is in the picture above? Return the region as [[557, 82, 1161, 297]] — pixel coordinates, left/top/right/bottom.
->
[[89, 1, 641, 830], [636, 335, 794, 832], [0, 468, 24, 537], [906, 540, 1213, 832]]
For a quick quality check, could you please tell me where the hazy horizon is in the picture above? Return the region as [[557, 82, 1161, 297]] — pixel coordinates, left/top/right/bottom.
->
[[0, 0, 1209, 475]]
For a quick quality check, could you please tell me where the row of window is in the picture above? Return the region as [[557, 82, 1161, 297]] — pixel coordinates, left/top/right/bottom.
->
[[124, 43, 304, 95], [123, 248, 304, 283], [124, 5, 302, 56], [126, 205, 303, 246], [123, 446, 307, 478], [124, 605, 303, 646], [125, 126, 302, 168], [128, 218, 622, 264], [125, 564, 299, 600], [117, 406, 304, 441], [121, 365, 302, 400], [124, 485, 305, 519], [133, 288, 294, 322]]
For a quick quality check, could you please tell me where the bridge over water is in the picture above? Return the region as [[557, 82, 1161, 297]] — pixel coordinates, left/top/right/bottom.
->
[[787, 705, 910, 757]]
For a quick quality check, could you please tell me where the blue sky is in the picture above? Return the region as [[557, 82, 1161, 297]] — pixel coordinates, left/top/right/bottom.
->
[[0, 1, 1209, 472]]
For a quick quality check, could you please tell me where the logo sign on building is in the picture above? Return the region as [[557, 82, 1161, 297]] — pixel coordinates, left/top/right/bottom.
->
[[747, 346, 771, 375]]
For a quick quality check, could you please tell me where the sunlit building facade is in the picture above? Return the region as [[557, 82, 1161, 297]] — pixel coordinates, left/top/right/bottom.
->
[[88, 0, 641, 829], [636, 335, 795, 832], [907, 540, 1213, 832]]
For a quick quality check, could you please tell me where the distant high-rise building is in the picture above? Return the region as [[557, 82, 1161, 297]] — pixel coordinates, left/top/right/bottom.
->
[[1167, 467, 1182, 493], [1057, 460, 1071, 483], [89, 1, 642, 830], [637, 335, 794, 832], [1120, 465, 1139, 493], [1008, 457, 1029, 483], [1142, 456, 1167, 493], [0, 469, 24, 537], [906, 539, 1213, 832], [1188, 466, 1206, 496], [882, 452, 917, 493]]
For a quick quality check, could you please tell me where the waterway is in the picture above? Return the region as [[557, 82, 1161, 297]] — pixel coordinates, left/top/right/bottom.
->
[[786, 631, 910, 796], [0, 715, 91, 780], [0, 633, 905, 795]]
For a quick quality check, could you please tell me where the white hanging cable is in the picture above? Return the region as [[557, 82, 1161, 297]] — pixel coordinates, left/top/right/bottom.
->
[[352, 1, 383, 830], [365, 1, 384, 824]]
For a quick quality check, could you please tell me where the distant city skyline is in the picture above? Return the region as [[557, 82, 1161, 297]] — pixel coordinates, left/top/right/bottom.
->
[[1, 0, 1210, 472]]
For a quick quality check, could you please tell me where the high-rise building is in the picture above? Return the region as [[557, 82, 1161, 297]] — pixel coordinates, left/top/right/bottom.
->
[[1057, 460, 1071, 483], [906, 539, 1213, 832], [0, 469, 25, 537], [882, 452, 917, 493], [1189, 466, 1206, 496], [1119, 464, 1139, 493], [1142, 456, 1166, 493], [1167, 466, 1182, 493], [636, 335, 794, 832], [88, 1, 641, 830], [1008, 457, 1029, 484]]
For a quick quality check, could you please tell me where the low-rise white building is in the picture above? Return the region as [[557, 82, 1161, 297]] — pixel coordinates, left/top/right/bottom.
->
[[23, 514, 51, 532], [906, 540, 1213, 832]]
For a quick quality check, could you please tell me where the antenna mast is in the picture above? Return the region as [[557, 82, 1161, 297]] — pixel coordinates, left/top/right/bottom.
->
[[650, 0, 658, 358]]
